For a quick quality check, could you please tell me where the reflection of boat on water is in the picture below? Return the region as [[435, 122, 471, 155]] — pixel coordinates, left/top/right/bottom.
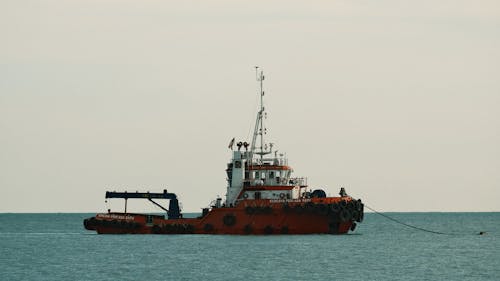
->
[[83, 69, 364, 234]]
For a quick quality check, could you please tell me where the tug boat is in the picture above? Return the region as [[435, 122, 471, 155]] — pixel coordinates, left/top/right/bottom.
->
[[83, 68, 364, 235]]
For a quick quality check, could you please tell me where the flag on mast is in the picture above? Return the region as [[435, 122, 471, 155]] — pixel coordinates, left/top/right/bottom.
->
[[228, 138, 235, 150]]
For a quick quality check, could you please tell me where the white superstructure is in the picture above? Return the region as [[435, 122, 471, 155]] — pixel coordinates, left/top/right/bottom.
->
[[224, 68, 307, 206]]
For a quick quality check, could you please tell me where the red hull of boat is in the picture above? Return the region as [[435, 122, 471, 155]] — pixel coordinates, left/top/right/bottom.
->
[[84, 198, 362, 235]]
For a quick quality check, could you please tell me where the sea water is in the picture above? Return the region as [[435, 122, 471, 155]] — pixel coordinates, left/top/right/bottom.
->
[[0, 213, 498, 281]]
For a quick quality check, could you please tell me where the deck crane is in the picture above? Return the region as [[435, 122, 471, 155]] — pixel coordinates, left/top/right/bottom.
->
[[105, 190, 181, 219]]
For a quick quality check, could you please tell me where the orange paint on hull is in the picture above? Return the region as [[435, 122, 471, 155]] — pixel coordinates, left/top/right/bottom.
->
[[84, 198, 363, 235]]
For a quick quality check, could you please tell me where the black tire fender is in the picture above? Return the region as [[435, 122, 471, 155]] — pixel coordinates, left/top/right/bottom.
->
[[340, 209, 352, 222], [223, 214, 236, 226]]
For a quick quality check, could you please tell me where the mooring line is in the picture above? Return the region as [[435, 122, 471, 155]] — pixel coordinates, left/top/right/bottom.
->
[[348, 193, 451, 235], [362, 203, 449, 235]]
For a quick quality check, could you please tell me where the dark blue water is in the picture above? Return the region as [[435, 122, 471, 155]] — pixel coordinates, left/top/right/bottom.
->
[[0, 213, 498, 280]]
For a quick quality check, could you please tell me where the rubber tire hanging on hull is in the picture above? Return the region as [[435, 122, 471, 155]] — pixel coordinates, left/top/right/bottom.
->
[[245, 206, 255, 215], [244, 224, 253, 234], [330, 203, 340, 213], [350, 223, 357, 231], [204, 223, 214, 232], [152, 224, 162, 234], [264, 225, 274, 234], [262, 206, 272, 214], [280, 226, 289, 234], [223, 214, 236, 226], [294, 205, 304, 214], [315, 204, 329, 215], [339, 209, 352, 222]]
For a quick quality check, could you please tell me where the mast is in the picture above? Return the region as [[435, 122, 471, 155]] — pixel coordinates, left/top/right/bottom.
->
[[250, 67, 270, 162], [258, 67, 265, 161]]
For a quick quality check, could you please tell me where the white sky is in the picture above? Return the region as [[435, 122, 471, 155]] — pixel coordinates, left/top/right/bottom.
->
[[1, 0, 499, 212]]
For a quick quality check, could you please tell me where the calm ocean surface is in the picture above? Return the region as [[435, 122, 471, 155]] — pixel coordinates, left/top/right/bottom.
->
[[0, 212, 498, 281]]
